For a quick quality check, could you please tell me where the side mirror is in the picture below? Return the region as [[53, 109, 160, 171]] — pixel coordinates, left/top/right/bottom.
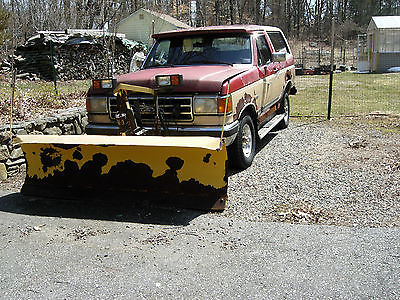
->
[[272, 52, 287, 63]]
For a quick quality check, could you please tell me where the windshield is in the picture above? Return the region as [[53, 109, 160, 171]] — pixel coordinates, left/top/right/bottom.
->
[[143, 34, 252, 68]]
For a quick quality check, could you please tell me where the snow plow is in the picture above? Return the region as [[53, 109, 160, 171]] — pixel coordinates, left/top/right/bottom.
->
[[16, 25, 297, 211], [16, 81, 229, 211]]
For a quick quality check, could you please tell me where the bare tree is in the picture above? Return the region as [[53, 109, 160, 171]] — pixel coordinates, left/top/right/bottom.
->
[[1, 0, 400, 49]]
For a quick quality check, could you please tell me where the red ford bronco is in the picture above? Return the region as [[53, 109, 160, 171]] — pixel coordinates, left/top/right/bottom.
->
[[86, 25, 297, 168]]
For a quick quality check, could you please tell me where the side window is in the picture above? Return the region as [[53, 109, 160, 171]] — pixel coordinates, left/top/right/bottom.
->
[[267, 32, 290, 53], [255, 34, 272, 66], [146, 40, 171, 67]]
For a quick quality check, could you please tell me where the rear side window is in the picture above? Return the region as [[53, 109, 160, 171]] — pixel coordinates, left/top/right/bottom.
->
[[255, 34, 272, 66], [267, 32, 290, 53]]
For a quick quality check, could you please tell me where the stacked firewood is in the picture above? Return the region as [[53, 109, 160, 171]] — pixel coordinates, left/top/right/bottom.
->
[[13, 32, 145, 81]]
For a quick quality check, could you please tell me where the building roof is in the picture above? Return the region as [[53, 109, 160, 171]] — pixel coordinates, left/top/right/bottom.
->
[[153, 25, 281, 39], [117, 8, 190, 29], [371, 16, 400, 29]]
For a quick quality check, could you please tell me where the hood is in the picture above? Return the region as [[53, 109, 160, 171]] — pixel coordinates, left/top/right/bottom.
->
[[117, 65, 250, 93]]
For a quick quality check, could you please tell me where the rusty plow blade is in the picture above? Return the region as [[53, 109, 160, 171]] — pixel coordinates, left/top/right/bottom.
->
[[16, 135, 228, 210]]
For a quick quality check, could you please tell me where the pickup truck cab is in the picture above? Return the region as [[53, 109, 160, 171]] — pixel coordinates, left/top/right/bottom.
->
[[86, 25, 296, 168]]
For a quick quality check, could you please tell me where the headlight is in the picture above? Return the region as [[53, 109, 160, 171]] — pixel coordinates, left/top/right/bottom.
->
[[155, 74, 182, 87], [156, 76, 171, 86], [194, 96, 218, 114], [101, 80, 113, 89], [93, 79, 114, 89], [86, 96, 108, 113], [194, 95, 232, 114]]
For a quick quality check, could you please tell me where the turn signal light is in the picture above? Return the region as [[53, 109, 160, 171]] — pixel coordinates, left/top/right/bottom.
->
[[217, 95, 232, 114], [93, 79, 101, 89]]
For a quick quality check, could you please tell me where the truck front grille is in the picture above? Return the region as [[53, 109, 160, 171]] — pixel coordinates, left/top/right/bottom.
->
[[109, 95, 193, 122]]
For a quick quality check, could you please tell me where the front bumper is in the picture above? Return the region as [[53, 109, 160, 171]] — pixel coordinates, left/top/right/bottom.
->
[[85, 121, 239, 146]]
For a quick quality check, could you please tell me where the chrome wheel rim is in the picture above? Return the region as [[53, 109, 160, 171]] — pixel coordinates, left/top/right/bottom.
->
[[283, 96, 289, 123], [242, 123, 253, 158]]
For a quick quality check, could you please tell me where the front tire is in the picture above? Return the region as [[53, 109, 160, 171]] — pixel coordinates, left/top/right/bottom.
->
[[228, 115, 256, 169]]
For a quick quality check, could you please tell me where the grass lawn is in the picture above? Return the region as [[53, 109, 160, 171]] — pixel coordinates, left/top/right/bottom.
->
[[1, 73, 399, 126], [291, 72, 400, 117]]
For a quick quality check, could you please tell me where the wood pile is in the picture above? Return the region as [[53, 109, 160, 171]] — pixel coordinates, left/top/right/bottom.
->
[[13, 31, 145, 81]]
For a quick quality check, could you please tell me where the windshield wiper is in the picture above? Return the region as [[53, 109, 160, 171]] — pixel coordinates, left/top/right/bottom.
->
[[192, 60, 233, 66], [147, 63, 175, 68]]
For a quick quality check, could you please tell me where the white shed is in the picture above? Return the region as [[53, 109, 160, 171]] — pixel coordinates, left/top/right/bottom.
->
[[362, 16, 400, 72], [117, 8, 190, 49]]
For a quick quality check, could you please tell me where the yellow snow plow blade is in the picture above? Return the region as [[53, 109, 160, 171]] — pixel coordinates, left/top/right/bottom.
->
[[15, 135, 228, 210]]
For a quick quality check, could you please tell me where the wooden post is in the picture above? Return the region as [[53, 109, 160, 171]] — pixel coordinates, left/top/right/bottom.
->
[[343, 44, 346, 65], [10, 69, 16, 135], [49, 40, 58, 95], [152, 20, 155, 43], [10, 1, 16, 134]]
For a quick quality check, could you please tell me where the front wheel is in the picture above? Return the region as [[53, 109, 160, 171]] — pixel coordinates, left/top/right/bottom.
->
[[228, 115, 256, 169]]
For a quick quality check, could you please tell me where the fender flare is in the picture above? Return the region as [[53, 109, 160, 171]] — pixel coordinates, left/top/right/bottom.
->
[[237, 103, 258, 125]]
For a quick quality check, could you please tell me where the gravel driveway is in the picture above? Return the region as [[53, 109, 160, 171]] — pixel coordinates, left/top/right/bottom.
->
[[0, 118, 399, 298], [1, 118, 399, 227], [225, 118, 400, 227]]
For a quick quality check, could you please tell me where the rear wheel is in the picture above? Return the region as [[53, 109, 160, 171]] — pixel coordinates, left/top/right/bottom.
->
[[276, 93, 290, 130], [228, 115, 256, 169]]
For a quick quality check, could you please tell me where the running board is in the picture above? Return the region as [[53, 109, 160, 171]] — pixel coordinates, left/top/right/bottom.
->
[[258, 114, 285, 140]]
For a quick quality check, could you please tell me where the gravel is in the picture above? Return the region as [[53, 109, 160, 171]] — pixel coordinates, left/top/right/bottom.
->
[[0, 118, 399, 298], [224, 118, 400, 227], [1, 118, 399, 228]]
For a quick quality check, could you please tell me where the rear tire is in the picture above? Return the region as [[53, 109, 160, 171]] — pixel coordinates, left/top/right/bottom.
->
[[228, 115, 256, 169], [276, 93, 290, 130]]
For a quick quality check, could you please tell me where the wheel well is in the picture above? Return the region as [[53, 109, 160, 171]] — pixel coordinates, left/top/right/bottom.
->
[[281, 80, 292, 99], [239, 104, 257, 129]]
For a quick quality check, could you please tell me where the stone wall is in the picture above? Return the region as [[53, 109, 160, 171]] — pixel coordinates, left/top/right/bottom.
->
[[0, 107, 87, 180]]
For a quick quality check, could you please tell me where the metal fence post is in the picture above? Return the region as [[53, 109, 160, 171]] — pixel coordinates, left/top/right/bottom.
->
[[328, 2, 335, 120]]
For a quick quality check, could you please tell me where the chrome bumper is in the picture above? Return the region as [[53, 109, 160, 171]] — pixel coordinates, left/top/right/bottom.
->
[[85, 121, 239, 145]]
